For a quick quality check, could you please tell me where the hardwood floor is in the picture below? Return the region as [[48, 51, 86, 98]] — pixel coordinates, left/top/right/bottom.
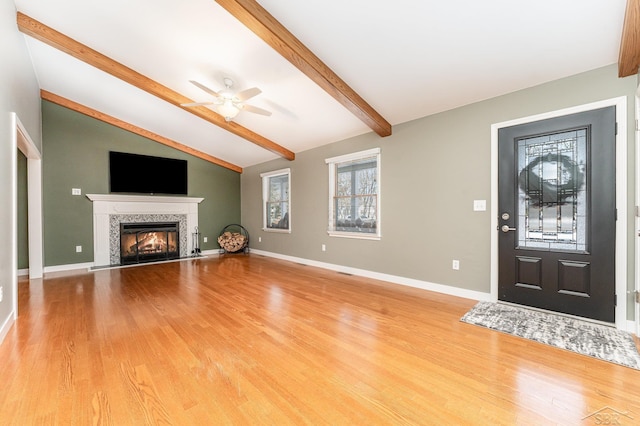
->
[[1, 255, 639, 425]]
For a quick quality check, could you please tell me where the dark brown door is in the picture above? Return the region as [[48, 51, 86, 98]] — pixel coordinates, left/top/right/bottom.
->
[[498, 106, 616, 323]]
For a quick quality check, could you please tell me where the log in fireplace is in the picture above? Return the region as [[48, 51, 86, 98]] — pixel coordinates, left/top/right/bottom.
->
[[120, 222, 180, 265]]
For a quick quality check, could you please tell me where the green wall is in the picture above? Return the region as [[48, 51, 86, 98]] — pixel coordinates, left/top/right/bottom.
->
[[42, 100, 241, 267], [17, 151, 28, 270], [241, 64, 638, 319]]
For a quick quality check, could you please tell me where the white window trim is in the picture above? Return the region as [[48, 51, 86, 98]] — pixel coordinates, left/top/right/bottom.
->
[[261, 168, 291, 233], [325, 148, 381, 240]]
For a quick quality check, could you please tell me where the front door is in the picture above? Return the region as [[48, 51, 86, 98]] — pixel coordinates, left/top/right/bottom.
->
[[498, 106, 616, 323]]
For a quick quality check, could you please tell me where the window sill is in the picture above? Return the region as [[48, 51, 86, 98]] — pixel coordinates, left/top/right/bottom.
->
[[327, 231, 380, 240], [263, 228, 291, 234]]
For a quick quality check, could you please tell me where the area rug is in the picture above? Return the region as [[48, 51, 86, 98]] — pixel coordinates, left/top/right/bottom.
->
[[461, 301, 640, 370]]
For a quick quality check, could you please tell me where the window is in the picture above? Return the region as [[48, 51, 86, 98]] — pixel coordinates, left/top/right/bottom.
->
[[326, 148, 380, 239], [261, 168, 291, 232]]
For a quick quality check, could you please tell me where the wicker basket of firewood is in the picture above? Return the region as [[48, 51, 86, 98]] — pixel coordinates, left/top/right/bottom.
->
[[217, 224, 250, 254]]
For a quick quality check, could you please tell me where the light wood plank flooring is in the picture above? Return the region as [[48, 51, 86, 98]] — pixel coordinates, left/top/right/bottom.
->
[[1, 255, 639, 425]]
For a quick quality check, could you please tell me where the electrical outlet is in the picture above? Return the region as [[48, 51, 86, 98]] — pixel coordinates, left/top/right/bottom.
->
[[452, 260, 460, 270], [258, 237, 262, 242], [76, 245, 82, 253], [72, 188, 81, 195], [0, 286, 3, 302], [322, 244, 326, 252], [203, 237, 208, 243]]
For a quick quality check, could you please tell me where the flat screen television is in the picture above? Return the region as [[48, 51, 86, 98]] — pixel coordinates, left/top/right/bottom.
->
[[109, 151, 188, 195]]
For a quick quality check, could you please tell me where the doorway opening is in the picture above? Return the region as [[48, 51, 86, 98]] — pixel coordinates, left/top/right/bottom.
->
[[15, 114, 43, 280]]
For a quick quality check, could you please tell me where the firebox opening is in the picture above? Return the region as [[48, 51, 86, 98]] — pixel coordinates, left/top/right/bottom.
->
[[120, 222, 180, 265]]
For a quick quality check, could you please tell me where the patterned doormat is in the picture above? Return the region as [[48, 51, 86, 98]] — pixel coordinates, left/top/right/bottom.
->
[[461, 301, 640, 370]]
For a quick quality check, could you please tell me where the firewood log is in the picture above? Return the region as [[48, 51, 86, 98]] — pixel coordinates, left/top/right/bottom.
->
[[218, 231, 247, 252]]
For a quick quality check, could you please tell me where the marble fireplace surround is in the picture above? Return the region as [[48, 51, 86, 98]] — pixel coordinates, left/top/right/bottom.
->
[[86, 194, 203, 267]]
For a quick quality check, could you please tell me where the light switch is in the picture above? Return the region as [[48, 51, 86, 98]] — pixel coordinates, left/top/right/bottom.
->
[[72, 188, 81, 195], [473, 200, 486, 211]]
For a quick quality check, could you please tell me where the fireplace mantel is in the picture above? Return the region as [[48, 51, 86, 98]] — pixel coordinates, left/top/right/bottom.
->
[[86, 194, 204, 267], [86, 194, 204, 204]]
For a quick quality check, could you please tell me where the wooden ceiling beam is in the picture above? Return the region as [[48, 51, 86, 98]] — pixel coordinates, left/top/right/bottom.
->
[[41, 90, 243, 173], [17, 12, 294, 161], [215, 0, 392, 137], [619, 0, 640, 77]]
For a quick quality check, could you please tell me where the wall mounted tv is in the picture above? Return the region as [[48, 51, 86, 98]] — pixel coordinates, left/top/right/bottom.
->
[[109, 151, 188, 195]]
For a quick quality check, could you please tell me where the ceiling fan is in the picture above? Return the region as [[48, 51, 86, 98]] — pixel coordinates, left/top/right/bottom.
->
[[181, 77, 272, 122]]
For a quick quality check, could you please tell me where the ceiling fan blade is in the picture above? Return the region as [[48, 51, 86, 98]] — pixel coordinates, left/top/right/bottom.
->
[[189, 80, 220, 97], [235, 87, 261, 102], [181, 101, 214, 107], [241, 104, 272, 116]]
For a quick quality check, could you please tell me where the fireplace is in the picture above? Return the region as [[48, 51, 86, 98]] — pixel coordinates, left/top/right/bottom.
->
[[86, 194, 203, 267], [120, 222, 180, 265]]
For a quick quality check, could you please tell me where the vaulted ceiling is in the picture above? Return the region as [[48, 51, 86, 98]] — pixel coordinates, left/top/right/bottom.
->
[[14, 0, 632, 172]]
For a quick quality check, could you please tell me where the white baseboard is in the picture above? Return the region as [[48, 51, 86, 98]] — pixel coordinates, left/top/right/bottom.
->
[[45, 253, 222, 274], [249, 249, 491, 302], [43, 262, 95, 274], [17, 269, 29, 277], [0, 311, 15, 345]]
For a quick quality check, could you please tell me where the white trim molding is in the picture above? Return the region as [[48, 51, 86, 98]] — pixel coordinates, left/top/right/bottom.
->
[[490, 97, 629, 331], [15, 113, 43, 280], [635, 82, 640, 336], [43, 262, 95, 274], [0, 311, 15, 346]]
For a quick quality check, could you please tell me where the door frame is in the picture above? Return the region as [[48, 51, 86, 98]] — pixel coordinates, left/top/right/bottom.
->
[[635, 85, 640, 336], [14, 113, 43, 281], [490, 97, 628, 331], [3, 113, 41, 342]]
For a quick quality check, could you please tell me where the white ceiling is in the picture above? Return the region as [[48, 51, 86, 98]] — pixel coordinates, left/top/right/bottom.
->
[[14, 0, 627, 169]]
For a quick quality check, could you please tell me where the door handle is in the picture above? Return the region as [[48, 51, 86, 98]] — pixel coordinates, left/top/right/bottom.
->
[[501, 225, 516, 233]]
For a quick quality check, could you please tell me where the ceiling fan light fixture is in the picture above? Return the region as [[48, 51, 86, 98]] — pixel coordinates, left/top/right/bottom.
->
[[186, 78, 269, 122], [218, 99, 240, 122]]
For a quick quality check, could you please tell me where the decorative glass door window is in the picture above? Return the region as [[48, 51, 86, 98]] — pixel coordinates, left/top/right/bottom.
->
[[516, 128, 587, 252]]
